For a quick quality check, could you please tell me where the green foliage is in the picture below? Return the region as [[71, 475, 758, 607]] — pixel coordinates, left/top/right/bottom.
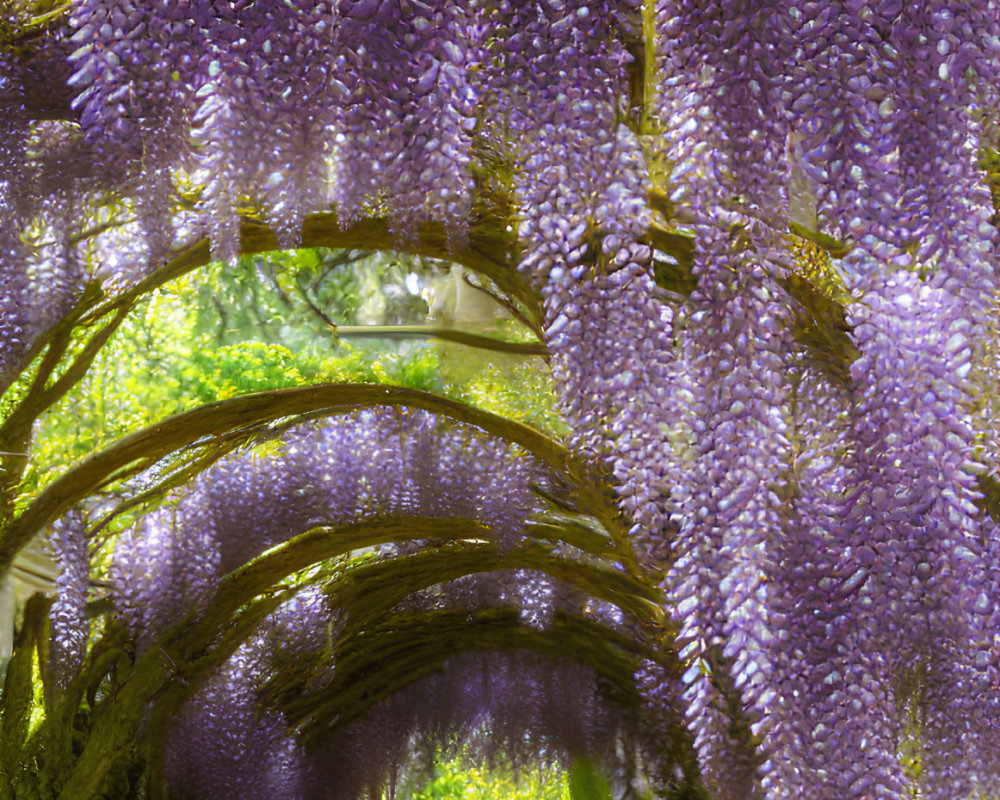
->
[[21, 247, 557, 502], [193, 249, 433, 347], [321, 341, 445, 393], [567, 756, 613, 800], [408, 754, 569, 800], [19, 286, 195, 490], [181, 341, 306, 402], [457, 360, 568, 436]]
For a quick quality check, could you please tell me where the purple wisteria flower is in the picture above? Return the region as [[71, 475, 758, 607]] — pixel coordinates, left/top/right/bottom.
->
[[110, 409, 549, 645], [108, 407, 638, 799], [49, 510, 90, 691]]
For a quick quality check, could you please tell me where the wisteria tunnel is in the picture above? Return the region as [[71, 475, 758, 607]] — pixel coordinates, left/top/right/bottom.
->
[[2, 2, 1000, 799]]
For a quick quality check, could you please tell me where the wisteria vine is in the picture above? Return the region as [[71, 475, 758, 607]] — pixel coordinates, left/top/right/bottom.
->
[[1, 1, 1000, 798]]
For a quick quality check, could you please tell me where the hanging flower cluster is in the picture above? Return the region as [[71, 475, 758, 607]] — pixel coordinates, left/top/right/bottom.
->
[[647, 1, 1000, 797], [109, 408, 548, 648], [97, 408, 646, 799]]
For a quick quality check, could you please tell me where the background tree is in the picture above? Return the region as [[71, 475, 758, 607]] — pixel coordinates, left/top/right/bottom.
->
[[1, 1, 1000, 799]]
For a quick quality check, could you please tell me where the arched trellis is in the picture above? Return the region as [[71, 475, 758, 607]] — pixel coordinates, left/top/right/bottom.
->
[[0, 204, 907, 567], [2, 512, 684, 798], [2, 369, 693, 799], [0, 203, 699, 797]]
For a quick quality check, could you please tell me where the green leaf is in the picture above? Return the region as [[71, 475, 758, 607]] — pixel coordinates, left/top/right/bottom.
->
[[568, 756, 613, 800]]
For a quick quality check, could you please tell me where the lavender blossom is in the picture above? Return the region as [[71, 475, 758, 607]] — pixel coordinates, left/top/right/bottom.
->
[[48, 511, 90, 691], [111, 504, 219, 652], [837, 271, 990, 799], [331, 0, 479, 243], [163, 627, 314, 800], [111, 409, 549, 645]]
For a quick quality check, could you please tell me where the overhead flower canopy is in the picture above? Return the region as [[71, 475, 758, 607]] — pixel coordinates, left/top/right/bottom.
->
[[2, 1, 1000, 799]]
